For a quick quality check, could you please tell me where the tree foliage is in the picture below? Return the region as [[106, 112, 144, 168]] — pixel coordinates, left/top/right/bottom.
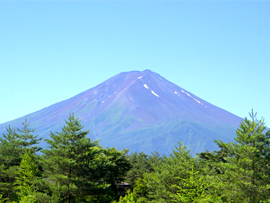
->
[[213, 110, 270, 202], [0, 120, 41, 202], [42, 114, 106, 202], [1, 111, 270, 202]]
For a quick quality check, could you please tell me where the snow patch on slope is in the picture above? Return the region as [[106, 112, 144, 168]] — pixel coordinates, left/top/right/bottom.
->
[[144, 84, 149, 89], [194, 98, 201, 104], [181, 90, 191, 97], [175, 91, 180, 96], [143, 83, 160, 98], [151, 90, 160, 97], [181, 90, 203, 105]]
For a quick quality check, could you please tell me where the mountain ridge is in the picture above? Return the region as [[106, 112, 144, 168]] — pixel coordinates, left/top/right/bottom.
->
[[0, 70, 242, 155]]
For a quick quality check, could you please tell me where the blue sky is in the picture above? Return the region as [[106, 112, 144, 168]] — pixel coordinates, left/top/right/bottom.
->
[[0, 1, 269, 126]]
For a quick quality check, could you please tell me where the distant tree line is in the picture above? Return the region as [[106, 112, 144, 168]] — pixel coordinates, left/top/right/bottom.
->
[[0, 111, 269, 202]]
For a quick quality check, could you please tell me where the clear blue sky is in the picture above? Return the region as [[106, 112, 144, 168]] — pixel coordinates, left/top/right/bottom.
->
[[0, 1, 269, 126]]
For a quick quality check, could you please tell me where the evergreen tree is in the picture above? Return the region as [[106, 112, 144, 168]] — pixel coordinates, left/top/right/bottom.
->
[[16, 119, 42, 153], [0, 126, 22, 201], [101, 147, 132, 200], [168, 164, 220, 203], [0, 120, 42, 202], [42, 114, 107, 203], [125, 152, 152, 186], [141, 141, 196, 202], [0, 126, 22, 167], [14, 149, 44, 202], [215, 110, 270, 202], [117, 141, 216, 203]]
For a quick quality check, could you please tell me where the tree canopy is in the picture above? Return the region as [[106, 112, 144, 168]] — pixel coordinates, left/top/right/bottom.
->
[[0, 111, 269, 202]]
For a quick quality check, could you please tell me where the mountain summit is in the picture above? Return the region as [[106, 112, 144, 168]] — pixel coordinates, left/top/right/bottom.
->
[[0, 70, 242, 155]]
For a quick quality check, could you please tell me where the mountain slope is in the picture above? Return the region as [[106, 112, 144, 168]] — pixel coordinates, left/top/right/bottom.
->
[[0, 70, 242, 155]]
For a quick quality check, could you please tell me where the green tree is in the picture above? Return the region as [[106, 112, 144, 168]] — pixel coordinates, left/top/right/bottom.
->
[[125, 152, 152, 186], [101, 147, 132, 200], [42, 114, 108, 203], [169, 164, 220, 203], [215, 110, 270, 202], [156, 142, 194, 201], [0, 126, 22, 201], [117, 141, 220, 203], [15, 149, 46, 203], [134, 141, 196, 202], [0, 126, 22, 166], [125, 151, 165, 189], [0, 120, 42, 202], [16, 119, 42, 153]]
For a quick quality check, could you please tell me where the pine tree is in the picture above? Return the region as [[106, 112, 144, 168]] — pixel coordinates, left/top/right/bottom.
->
[[0, 126, 22, 167], [42, 113, 107, 203], [15, 150, 40, 202], [0, 126, 22, 201], [143, 141, 196, 202], [101, 147, 132, 199], [125, 152, 152, 186], [16, 119, 42, 153], [215, 110, 270, 202], [169, 164, 220, 203], [0, 120, 42, 202]]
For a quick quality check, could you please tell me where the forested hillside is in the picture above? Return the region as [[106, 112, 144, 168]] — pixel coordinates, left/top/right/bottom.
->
[[0, 111, 269, 203]]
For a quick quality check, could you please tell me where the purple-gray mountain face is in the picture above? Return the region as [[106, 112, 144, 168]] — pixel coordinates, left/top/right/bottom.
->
[[0, 70, 242, 155]]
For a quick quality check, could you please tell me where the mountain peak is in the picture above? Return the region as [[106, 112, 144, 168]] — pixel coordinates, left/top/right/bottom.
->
[[141, 69, 160, 78], [120, 69, 156, 77], [142, 69, 152, 73], [0, 70, 242, 155]]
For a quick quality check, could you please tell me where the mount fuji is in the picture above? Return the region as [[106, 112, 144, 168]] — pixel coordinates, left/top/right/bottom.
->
[[0, 70, 242, 155]]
